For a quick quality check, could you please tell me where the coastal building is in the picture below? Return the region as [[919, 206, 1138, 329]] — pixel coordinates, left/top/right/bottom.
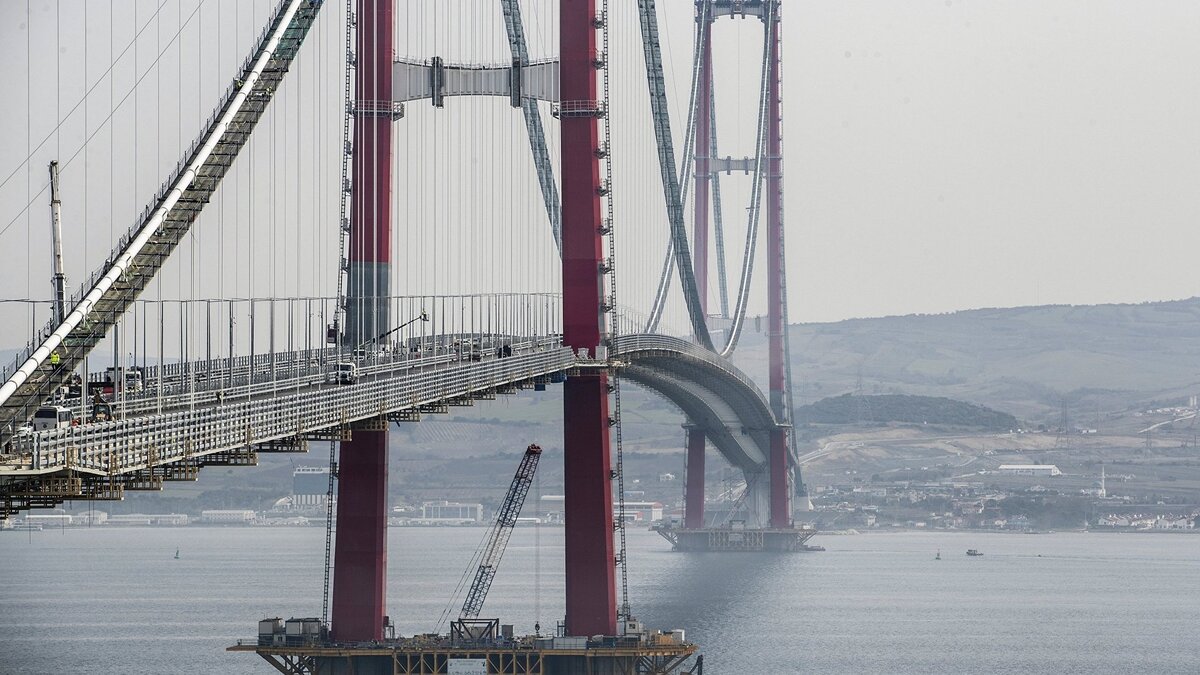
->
[[1097, 513, 1194, 529], [201, 509, 256, 524], [618, 501, 664, 523], [108, 513, 189, 526], [1153, 516, 1194, 530], [73, 510, 109, 526], [540, 495, 663, 523], [419, 501, 484, 522], [1007, 515, 1032, 530], [291, 466, 333, 508], [997, 464, 1061, 477], [25, 512, 73, 527]]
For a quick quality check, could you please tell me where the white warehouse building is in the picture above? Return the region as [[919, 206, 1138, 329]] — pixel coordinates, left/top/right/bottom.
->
[[420, 501, 484, 522], [997, 464, 1062, 477], [201, 509, 257, 524]]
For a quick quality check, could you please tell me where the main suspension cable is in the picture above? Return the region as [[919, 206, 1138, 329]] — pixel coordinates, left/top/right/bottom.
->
[[641, 0, 710, 342], [719, 0, 776, 358]]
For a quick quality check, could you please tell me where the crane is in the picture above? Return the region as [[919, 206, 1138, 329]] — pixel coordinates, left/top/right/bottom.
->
[[459, 444, 542, 619]]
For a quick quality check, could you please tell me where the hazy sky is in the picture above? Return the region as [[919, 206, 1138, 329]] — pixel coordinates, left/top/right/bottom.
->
[[3, 1, 1200, 353]]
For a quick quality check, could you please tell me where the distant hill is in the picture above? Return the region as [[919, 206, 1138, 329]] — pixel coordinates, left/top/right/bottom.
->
[[725, 297, 1200, 422], [795, 393, 1019, 431]]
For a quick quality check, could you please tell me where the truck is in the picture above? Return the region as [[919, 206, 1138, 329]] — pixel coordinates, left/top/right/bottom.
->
[[89, 366, 145, 396]]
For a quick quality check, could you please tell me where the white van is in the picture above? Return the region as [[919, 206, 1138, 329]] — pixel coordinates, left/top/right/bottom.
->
[[33, 405, 73, 431], [334, 362, 358, 385]]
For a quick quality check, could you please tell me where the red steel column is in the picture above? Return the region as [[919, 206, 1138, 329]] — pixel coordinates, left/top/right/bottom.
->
[[345, 0, 393, 345], [684, 428, 706, 528], [765, 3, 791, 528], [560, 0, 617, 637], [332, 0, 393, 642], [331, 421, 389, 641], [684, 7, 713, 531]]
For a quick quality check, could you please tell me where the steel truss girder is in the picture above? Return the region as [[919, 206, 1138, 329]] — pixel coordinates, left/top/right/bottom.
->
[[392, 58, 560, 104], [258, 652, 317, 675], [708, 0, 768, 19], [1, 473, 125, 518]]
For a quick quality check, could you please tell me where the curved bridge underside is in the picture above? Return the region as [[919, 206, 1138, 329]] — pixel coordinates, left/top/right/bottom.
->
[[614, 334, 782, 474]]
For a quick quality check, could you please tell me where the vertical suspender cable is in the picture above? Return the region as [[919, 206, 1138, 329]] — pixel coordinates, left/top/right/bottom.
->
[[708, 79, 731, 319], [638, 0, 712, 348], [643, 0, 708, 334], [500, 0, 562, 252], [323, 0, 354, 626], [334, 0, 354, 343], [598, 0, 631, 624], [718, 0, 775, 358]]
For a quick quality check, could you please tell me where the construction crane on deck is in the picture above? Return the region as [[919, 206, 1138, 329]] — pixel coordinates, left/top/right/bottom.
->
[[460, 443, 542, 619]]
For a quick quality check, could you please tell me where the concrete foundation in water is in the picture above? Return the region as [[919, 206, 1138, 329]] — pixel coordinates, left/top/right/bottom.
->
[[653, 524, 822, 552], [230, 618, 700, 675]]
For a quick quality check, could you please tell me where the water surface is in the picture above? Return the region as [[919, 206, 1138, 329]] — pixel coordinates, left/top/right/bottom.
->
[[2, 527, 1197, 673]]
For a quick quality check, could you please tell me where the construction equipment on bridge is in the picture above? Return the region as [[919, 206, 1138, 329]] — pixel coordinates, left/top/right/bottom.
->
[[48, 162, 67, 327], [459, 444, 542, 620], [0, 0, 327, 439]]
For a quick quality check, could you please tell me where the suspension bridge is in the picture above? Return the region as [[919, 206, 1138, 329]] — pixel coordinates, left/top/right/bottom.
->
[[1, 1, 805, 672]]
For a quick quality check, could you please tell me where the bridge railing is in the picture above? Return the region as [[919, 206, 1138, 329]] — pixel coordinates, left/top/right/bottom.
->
[[64, 333, 559, 424], [7, 292, 563, 424], [18, 334, 573, 473], [612, 333, 773, 419]]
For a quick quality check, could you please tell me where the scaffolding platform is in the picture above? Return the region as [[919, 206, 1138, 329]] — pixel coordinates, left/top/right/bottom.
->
[[230, 619, 700, 675], [652, 523, 822, 552]]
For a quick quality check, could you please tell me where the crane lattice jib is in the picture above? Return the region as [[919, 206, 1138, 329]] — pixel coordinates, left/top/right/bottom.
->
[[460, 444, 542, 619], [0, 0, 325, 439]]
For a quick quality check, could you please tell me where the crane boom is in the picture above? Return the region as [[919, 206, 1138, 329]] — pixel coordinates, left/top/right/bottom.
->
[[460, 444, 543, 619]]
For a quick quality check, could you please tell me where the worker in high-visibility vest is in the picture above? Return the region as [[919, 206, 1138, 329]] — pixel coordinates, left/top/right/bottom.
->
[[49, 350, 61, 367]]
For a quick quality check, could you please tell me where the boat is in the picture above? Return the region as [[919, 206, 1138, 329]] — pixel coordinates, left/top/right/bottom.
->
[[935, 549, 941, 560], [174, 548, 180, 560], [966, 549, 983, 557]]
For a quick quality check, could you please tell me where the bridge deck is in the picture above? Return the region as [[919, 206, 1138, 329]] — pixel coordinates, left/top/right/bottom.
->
[[2, 337, 573, 481], [0, 333, 785, 518]]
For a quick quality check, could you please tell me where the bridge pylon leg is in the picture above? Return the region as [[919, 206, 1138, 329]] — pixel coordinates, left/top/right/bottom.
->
[[560, 0, 617, 637], [563, 375, 617, 636], [332, 0, 394, 643], [684, 428, 705, 529], [684, 11, 714, 535], [764, 1, 793, 529], [331, 420, 389, 642], [769, 429, 790, 529]]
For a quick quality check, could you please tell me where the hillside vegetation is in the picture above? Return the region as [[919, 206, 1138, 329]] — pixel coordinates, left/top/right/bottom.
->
[[795, 393, 1019, 430]]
